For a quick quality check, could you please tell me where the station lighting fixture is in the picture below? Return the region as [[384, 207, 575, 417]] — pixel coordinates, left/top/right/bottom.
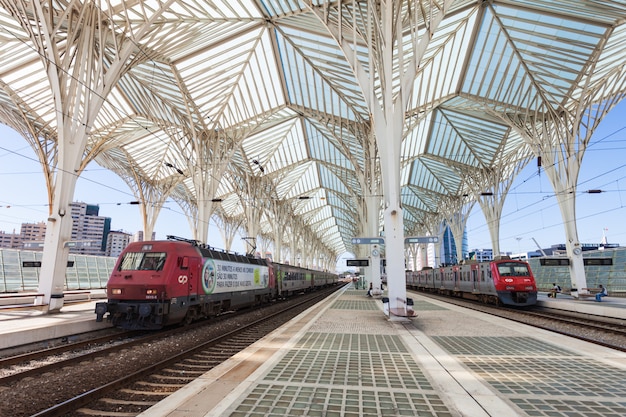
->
[[252, 159, 265, 173], [164, 162, 184, 175]]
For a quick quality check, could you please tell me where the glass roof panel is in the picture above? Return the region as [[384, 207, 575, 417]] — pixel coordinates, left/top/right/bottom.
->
[[409, 6, 476, 109], [276, 27, 368, 119], [1, 1, 624, 257]]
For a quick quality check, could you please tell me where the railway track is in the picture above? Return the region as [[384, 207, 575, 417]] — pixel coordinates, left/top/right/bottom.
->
[[0, 285, 342, 417], [0, 329, 141, 383], [413, 291, 626, 352]]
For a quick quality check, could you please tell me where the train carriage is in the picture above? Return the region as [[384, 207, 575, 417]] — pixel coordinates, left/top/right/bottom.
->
[[273, 263, 313, 297], [96, 236, 339, 330], [406, 258, 537, 307]]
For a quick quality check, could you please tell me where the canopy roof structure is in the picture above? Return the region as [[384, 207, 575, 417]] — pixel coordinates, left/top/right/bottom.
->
[[0, 1, 625, 261]]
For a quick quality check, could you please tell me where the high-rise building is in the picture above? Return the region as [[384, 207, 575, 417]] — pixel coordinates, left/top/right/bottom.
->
[[21, 221, 46, 241], [106, 230, 131, 257], [132, 230, 155, 242], [439, 223, 469, 265], [69, 202, 111, 256], [0, 204, 139, 256]]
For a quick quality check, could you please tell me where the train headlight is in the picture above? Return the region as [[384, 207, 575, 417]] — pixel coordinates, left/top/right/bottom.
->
[[525, 286, 534, 290], [146, 289, 158, 295], [111, 288, 122, 295]]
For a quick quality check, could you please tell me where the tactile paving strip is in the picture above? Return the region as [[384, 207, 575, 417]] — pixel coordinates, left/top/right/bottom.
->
[[229, 384, 451, 417], [295, 332, 410, 354], [332, 299, 380, 310], [263, 344, 431, 389], [433, 336, 577, 356], [433, 336, 626, 416], [227, 296, 454, 416]]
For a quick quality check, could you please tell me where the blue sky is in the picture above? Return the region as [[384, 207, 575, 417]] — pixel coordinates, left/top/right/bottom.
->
[[1, 99, 625, 257]]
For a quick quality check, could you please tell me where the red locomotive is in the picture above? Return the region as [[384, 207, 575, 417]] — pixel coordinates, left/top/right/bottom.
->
[[406, 258, 537, 306], [95, 236, 338, 329]]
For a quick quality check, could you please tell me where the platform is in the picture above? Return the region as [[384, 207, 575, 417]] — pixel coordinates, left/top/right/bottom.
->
[[134, 286, 626, 417], [536, 291, 626, 320], [0, 293, 110, 351]]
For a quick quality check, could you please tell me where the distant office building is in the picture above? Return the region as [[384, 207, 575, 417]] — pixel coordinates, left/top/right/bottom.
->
[[0, 230, 21, 249], [0, 205, 145, 256], [20, 222, 46, 242], [439, 224, 468, 266], [106, 230, 131, 257], [510, 251, 542, 260], [549, 243, 620, 254], [132, 230, 155, 242], [69, 202, 111, 256], [469, 249, 493, 262], [20, 221, 47, 250], [0, 223, 47, 249]]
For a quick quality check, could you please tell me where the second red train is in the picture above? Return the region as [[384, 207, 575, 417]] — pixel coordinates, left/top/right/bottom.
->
[[406, 258, 537, 306]]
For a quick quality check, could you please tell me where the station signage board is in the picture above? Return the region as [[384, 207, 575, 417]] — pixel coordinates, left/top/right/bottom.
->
[[583, 258, 612, 266], [347, 259, 370, 267], [351, 237, 384, 245], [540, 258, 570, 266], [405, 236, 439, 244]]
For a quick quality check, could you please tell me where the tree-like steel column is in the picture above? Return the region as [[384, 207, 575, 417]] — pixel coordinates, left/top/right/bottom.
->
[[2, 0, 174, 311], [310, 0, 454, 318]]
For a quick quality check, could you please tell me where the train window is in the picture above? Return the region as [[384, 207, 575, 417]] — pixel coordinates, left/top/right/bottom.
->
[[181, 256, 189, 269], [140, 253, 167, 270], [119, 252, 142, 271], [497, 262, 530, 277], [512, 265, 530, 276], [118, 252, 167, 271]]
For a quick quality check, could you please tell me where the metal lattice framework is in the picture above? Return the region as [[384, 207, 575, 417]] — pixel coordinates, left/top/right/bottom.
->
[[0, 0, 625, 266]]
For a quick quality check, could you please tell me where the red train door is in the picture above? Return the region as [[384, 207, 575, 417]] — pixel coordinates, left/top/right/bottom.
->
[[187, 256, 199, 298]]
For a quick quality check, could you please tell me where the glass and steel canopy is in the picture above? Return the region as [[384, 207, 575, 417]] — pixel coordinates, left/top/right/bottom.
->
[[0, 1, 624, 259]]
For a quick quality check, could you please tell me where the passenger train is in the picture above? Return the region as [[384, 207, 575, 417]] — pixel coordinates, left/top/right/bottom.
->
[[406, 258, 537, 306], [95, 236, 338, 329]]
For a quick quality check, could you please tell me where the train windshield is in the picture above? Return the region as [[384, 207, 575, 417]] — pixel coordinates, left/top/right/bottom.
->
[[497, 262, 530, 277], [118, 252, 167, 271]]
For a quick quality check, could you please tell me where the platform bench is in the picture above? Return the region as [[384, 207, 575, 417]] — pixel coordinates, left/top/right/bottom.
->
[[577, 288, 603, 299], [63, 290, 93, 302]]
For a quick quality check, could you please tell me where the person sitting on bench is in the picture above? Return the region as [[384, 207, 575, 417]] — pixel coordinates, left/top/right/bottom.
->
[[595, 284, 608, 302]]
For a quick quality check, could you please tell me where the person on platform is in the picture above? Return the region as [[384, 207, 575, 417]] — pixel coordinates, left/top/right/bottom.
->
[[367, 282, 373, 297], [595, 284, 608, 302], [549, 283, 561, 298]]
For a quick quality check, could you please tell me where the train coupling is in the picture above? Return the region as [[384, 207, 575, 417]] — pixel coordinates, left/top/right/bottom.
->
[[95, 302, 108, 322]]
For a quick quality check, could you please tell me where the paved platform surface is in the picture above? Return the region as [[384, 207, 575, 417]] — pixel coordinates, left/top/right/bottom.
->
[[536, 291, 626, 320], [1, 288, 625, 416], [0, 295, 110, 351], [131, 287, 626, 417]]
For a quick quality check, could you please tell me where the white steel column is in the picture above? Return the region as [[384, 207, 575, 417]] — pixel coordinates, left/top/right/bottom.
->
[[5, 0, 174, 311], [310, 1, 453, 317]]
